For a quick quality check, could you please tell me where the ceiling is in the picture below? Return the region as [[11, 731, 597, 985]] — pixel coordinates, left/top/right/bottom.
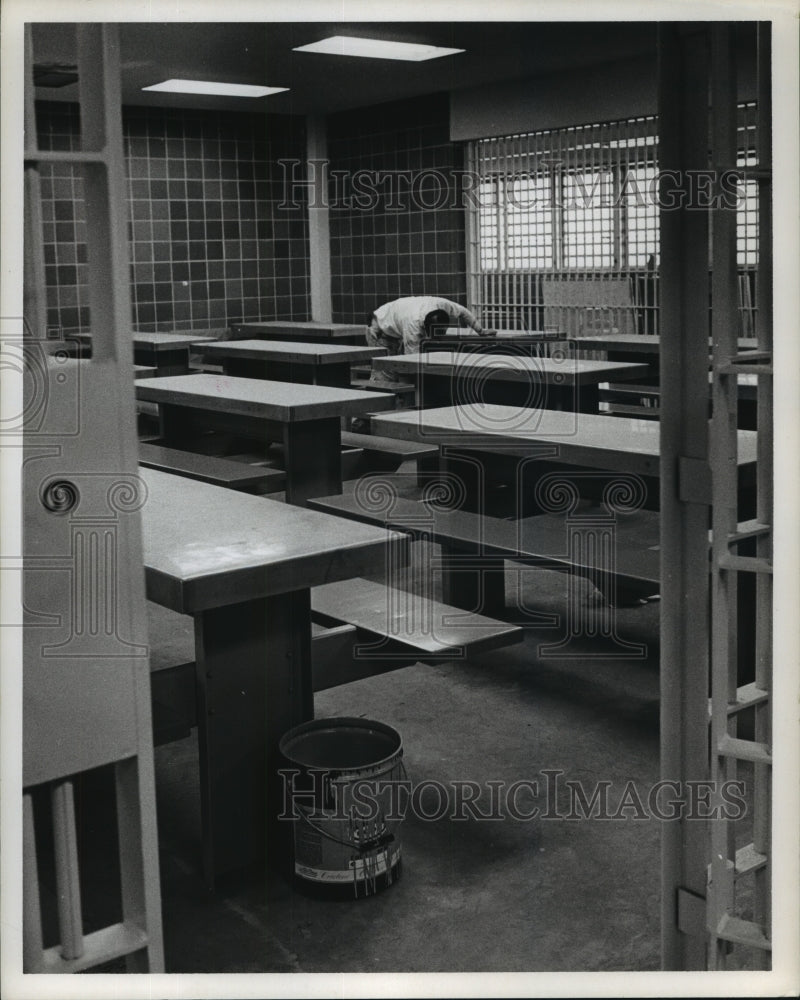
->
[[30, 21, 661, 116]]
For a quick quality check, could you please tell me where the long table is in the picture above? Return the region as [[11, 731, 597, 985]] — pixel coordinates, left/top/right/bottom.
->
[[433, 329, 564, 356], [140, 467, 407, 886], [373, 351, 651, 414], [136, 374, 395, 505], [45, 332, 219, 373], [230, 321, 365, 344], [370, 403, 758, 614], [371, 403, 758, 512], [196, 339, 386, 387], [562, 333, 759, 368]]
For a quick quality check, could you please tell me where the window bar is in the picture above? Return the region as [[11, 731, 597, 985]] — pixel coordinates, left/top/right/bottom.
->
[[464, 140, 480, 320]]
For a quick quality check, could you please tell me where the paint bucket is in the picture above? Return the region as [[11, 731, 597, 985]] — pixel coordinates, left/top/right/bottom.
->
[[278, 717, 406, 898]]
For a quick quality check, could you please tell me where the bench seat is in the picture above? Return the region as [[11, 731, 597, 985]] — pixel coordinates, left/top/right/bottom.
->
[[139, 443, 286, 493], [350, 378, 416, 401], [311, 576, 523, 658], [151, 599, 520, 746], [339, 431, 438, 476], [599, 383, 661, 420], [307, 491, 661, 605]]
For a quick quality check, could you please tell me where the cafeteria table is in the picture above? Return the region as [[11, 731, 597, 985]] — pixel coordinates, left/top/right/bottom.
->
[[136, 374, 395, 505], [195, 339, 387, 387], [560, 333, 759, 372], [371, 403, 758, 513], [140, 467, 407, 886], [370, 403, 758, 612], [431, 328, 565, 356], [133, 332, 220, 376], [373, 351, 651, 414], [229, 321, 366, 344]]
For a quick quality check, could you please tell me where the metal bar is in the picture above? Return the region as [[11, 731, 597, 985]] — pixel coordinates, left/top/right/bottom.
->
[[657, 22, 713, 972], [114, 757, 164, 971], [23, 150, 109, 165], [40, 924, 151, 974], [715, 915, 771, 951], [23, 27, 47, 344], [23, 793, 44, 972], [464, 140, 480, 317], [77, 24, 132, 365], [717, 554, 772, 574], [52, 781, 84, 960], [717, 734, 772, 766]]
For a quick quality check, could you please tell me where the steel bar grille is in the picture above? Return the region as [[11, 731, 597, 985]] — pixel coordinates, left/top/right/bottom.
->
[[467, 108, 759, 337], [707, 26, 771, 970]]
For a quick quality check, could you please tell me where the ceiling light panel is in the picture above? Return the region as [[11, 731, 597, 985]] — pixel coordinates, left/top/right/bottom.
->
[[142, 79, 288, 97], [292, 36, 464, 62]]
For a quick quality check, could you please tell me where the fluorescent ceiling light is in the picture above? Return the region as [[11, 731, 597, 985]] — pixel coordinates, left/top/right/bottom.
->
[[293, 36, 464, 62], [142, 79, 288, 98]]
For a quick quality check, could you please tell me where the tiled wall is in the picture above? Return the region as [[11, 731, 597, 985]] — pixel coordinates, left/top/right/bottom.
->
[[327, 93, 468, 324], [35, 101, 310, 335]]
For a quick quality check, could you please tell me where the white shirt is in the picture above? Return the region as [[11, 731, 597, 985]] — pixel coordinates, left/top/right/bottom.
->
[[371, 297, 482, 354]]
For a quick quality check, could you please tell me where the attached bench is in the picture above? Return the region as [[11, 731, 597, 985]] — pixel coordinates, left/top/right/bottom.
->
[[139, 443, 286, 494], [599, 383, 661, 420], [340, 430, 439, 475], [311, 577, 523, 685], [350, 378, 416, 406], [307, 489, 661, 611]]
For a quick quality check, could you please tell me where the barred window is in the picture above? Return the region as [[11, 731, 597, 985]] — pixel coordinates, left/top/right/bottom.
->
[[466, 109, 758, 334]]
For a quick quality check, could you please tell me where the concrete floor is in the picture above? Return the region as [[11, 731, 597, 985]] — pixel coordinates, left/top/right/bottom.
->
[[142, 550, 663, 975]]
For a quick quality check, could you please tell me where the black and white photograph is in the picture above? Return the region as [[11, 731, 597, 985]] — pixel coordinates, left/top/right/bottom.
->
[[1, 1, 798, 997]]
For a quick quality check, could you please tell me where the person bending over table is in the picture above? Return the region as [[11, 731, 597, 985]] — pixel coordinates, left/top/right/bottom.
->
[[365, 296, 492, 383], [351, 297, 494, 432]]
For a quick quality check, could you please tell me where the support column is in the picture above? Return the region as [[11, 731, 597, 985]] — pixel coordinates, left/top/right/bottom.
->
[[658, 23, 713, 971], [307, 115, 332, 322]]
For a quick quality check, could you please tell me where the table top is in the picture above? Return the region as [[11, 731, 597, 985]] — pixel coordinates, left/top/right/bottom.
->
[[566, 334, 759, 353], [136, 373, 396, 421], [232, 321, 365, 340], [371, 404, 758, 476], [133, 332, 220, 351], [374, 351, 650, 385], [139, 467, 407, 614], [197, 339, 387, 365], [444, 328, 562, 339]]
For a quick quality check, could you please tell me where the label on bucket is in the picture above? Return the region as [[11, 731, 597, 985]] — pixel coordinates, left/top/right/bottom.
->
[[295, 847, 401, 884]]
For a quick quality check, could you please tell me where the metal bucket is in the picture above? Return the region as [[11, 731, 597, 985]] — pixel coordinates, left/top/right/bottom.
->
[[279, 717, 406, 898]]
